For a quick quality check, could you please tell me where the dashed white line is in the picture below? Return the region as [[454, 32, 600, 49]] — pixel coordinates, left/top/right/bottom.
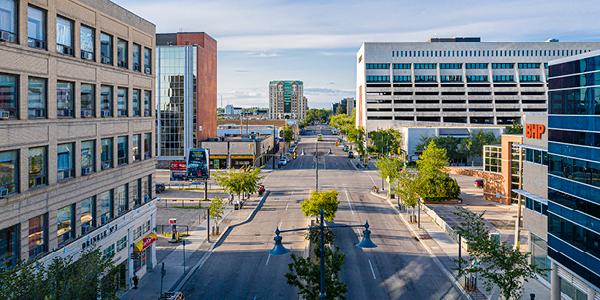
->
[[367, 173, 377, 186], [285, 202, 289, 211], [344, 189, 355, 214], [265, 253, 271, 266], [368, 258, 377, 279]]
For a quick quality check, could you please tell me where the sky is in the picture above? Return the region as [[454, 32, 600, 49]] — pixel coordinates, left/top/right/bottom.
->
[[113, 0, 600, 109]]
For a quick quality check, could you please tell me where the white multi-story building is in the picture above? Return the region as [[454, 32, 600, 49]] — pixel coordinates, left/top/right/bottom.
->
[[356, 37, 600, 133], [269, 80, 305, 120]]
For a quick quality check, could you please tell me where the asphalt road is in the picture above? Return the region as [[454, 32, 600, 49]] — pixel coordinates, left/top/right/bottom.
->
[[180, 128, 465, 299]]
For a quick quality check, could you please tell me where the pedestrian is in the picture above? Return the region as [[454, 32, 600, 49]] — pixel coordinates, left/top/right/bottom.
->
[[132, 274, 139, 289]]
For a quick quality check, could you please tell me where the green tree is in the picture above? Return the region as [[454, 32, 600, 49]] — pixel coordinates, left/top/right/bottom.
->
[[329, 113, 355, 137], [280, 125, 295, 144], [454, 208, 543, 300], [209, 196, 225, 233], [300, 190, 340, 222], [347, 127, 366, 161], [303, 108, 332, 126], [395, 169, 420, 220], [369, 128, 402, 157], [505, 120, 524, 134], [463, 130, 499, 164], [375, 157, 404, 190], [285, 247, 347, 300], [416, 141, 460, 201], [416, 140, 449, 177], [215, 166, 263, 203]]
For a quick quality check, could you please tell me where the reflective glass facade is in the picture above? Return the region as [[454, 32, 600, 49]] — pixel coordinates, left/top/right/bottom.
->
[[156, 46, 197, 159], [548, 52, 600, 288]]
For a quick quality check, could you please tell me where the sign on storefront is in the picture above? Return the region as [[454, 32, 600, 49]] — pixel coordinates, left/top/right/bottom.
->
[[525, 123, 545, 139]]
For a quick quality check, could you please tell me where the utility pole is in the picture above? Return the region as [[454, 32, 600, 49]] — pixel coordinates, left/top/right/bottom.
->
[[272, 125, 276, 169], [315, 140, 319, 192], [207, 207, 211, 242]]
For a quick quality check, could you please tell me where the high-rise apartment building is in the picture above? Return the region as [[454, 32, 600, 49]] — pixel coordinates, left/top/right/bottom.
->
[[355, 38, 600, 132], [269, 80, 305, 120], [155, 32, 217, 164], [545, 51, 600, 299], [0, 0, 157, 290]]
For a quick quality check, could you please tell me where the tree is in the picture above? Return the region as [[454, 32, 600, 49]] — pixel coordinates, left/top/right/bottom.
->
[[347, 127, 366, 162], [368, 128, 402, 157], [300, 190, 340, 222], [463, 130, 499, 164], [395, 169, 420, 220], [286, 247, 347, 300], [329, 113, 355, 137], [505, 120, 524, 134], [0, 248, 116, 300], [415, 141, 460, 201], [280, 125, 295, 144], [214, 166, 263, 203], [416, 140, 449, 177], [209, 196, 225, 233], [304, 108, 332, 125], [454, 208, 543, 300], [376, 157, 404, 190]]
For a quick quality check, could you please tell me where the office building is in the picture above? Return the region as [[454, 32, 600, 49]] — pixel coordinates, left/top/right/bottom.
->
[[345, 97, 355, 115], [545, 51, 600, 299], [201, 134, 275, 169], [269, 80, 305, 120], [355, 38, 600, 132], [156, 32, 217, 165], [0, 0, 156, 291], [224, 104, 242, 115], [333, 97, 356, 115]]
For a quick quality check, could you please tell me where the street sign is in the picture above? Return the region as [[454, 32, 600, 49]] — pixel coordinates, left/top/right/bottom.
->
[[186, 148, 210, 180], [169, 218, 177, 225]]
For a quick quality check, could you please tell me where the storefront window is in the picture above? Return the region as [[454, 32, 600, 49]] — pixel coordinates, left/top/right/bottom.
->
[[28, 147, 47, 188], [98, 190, 113, 225], [531, 234, 551, 282], [133, 249, 146, 272], [80, 196, 95, 235], [57, 204, 74, 247], [80, 83, 95, 117], [0, 224, 19, 268], [115, 184, 128, 216], [57, 143, 74, 180], [28, 77, 46, 119], [28, 214, 47, 258], [0, 150, 18, 195], [101, 138, 113, 170], [117, 136, 128, 166]]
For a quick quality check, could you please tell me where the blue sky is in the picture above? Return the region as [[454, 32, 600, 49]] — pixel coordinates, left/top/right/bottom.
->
[[113, 0, 600, 108]]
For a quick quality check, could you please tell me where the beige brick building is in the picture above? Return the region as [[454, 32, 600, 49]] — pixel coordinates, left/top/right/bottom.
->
[[0, 0, 157, 290]]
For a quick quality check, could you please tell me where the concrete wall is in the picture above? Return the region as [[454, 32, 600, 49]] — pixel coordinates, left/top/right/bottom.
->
[[522, 162, 548, 198]]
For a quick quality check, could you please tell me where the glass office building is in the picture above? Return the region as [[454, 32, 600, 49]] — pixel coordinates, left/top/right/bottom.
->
[[156, 46, 197, 160], [547, 51, 600, 299]]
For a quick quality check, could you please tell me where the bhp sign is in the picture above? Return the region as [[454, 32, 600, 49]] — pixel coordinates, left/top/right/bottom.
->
[[526, 124, 545, 139]]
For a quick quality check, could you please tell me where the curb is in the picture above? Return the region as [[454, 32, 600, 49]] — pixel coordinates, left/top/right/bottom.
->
[[369, 191, 473, 300], [171, 190, 271, 292]]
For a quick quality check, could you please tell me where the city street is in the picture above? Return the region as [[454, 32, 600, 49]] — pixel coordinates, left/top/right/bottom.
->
[[179, 127, 465, 299]]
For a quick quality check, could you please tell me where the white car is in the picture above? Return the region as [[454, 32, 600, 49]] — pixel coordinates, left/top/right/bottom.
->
[[278, 158, 288, 166]]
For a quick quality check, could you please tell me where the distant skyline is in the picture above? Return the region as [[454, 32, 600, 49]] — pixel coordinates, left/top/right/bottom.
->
[[113, 0, 600, 108]]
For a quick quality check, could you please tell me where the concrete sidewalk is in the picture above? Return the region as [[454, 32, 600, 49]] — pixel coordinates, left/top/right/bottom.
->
[[121, 194, 267, 300]]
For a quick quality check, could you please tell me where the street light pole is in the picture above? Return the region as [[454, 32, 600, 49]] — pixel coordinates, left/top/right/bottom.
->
[[319, 209, 326, 299], [272, 125, 276, 169], [316, 140, 319, 192]]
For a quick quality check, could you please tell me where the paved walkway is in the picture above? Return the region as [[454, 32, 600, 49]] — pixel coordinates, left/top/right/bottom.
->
[[121, 194, 266, 300]]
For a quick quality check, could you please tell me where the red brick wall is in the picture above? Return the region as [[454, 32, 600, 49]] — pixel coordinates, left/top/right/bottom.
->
[[447, 168, 510, 204]]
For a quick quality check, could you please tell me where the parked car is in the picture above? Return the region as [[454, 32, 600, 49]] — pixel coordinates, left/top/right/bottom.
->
[[317, 134, 323, 141], [278, 157, 288, 167], [348, 151, 354, 158], [342, 145, 349, 152], [155, 183, 166, 194], [474, 179, 484, 188]]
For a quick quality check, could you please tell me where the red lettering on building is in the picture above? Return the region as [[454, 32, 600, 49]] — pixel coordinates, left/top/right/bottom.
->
[[525, 124, 545, 139]]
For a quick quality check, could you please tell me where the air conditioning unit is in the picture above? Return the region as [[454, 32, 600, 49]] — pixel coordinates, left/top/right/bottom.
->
[[34, 40, 45, 49], [57, 109, 72, 117], [81, 109, 93, 117], [0, 188, 8, 198], [101, 56, 112, 64], [0, 30, 13, 42], [144, 67, 151, 74], [82, 167, 92, 175], [0, 110, 10, 120], [81, 51, 94, 60], [101, 110, 111, 117]]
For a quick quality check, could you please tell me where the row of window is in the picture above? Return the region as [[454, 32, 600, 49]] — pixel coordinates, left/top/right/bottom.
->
[[525, 196, 548, 215], [0, 177, 152, 267], [520, 75, 541, 82], [366, 75, 389, 82], [493, 75, 514, 82], [549, 86, 600, 115], [465, 63, 488, 69], [0, 133, 152, 196], [440, 63, 462, 69], [548, 71, 600, 90], [414, 63, 436, 69], [441, 75, 462, 82], [365, 63, 389, 69], [0, 73, 152, 119], [367, 62, 550, 70], [466, 75, 488, 82], [0, 1, 152, 74], [518, 63, 541, 69], [491, 63, 514, 69], [549, 129, 600, 148], [548, 213, 600, 261], [393, 63, 411, 69], [525, 148, 549, 166], [390, 48, 590, 58], [393, 76, 411, 82], [548, 154, 600, 188], [366, 74, 542, 83], [549, 55, 600, 77], [549, 188, 600, 221], [414, 75, 436, 82]]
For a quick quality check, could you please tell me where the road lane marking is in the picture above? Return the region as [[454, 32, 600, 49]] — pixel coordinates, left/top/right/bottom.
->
[[368, 258, 377, 279], [285, 202, 289, 211], [344, 189, 355, 215], [367, 174, 377, 186], [265, 253, 271, 265]]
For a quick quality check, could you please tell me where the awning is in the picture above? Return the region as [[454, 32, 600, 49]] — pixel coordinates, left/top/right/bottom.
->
[[210, 155, 227, 159], [512, 189, 548, 204], [231, 155, 254, 159], [134, 232, 157, 252]]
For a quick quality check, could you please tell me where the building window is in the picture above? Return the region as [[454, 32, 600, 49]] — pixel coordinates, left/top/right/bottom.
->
[[117, 87, 128, 117], [57, 204, 75, 247], [132, 89, 141, 117], [0, 150, 18, 196], [56, 81, 74, 118], [27, 6, 46, 49], [116, 236, 127, 252], [143, 90, 151, 117], [100, 32, 113, 65], [518, 63, 540, 69], [101, 138, 113, 170], [132, 178, 141, 207], [142, 175, 151, 203], [28, 214, 47, 258], [115, 184, 128, 216], [55, 16, 73, 56], [117, 39, 128, 68], [28, 77, 46, 119], [80, 196, 95, 235], [143, 47, 152, 74], [0, 0, 18, 43], [466, 75, 488, 82], [98, 190, 113, 225], [143, 133, 152, 159], [365, 63, 389, 69], [28, 147, 46, 188], [414, 63, 436, 69], [80, 25, 94, 60], [493, 75, 514, 82], [365, 75, 389, 83], [0, 224, 20, 268], [117, 136, 128, 166], [132, 44, 141, 72], [80, 83, 95, 118], [465, 63, 488, 69], [103, 244, 115, 259], [81, 140, 95, 175], [100, 85, 112, 117], [0, 73, 18, 119], [57, 143, 74, 181], [132, 134, 141, 162]]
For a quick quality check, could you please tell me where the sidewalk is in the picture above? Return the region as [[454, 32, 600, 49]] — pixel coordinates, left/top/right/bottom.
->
[[121, 193, 267, 300]]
